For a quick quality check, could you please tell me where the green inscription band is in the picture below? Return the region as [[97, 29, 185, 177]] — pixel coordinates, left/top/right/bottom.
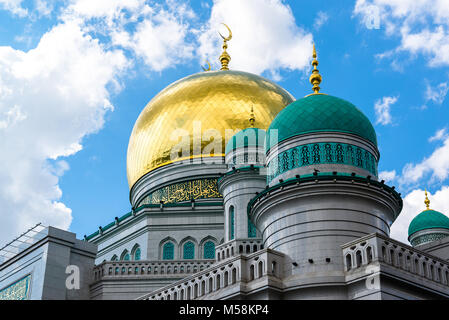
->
[[0, 274, 31, 300], [138, 178, 222, 206]]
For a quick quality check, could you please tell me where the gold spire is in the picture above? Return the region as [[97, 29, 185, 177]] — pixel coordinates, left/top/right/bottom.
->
[[249, 106, 255, 127], [218, 23, 232, 70], [425, 189, 431, 210], [309, 44, 322, 94]]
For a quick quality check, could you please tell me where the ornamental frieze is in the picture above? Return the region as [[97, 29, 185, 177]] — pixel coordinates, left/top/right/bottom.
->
[[138, 178, 221, 206]]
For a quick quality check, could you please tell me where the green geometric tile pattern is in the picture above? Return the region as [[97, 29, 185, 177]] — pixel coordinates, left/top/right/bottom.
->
[[408, 209, 449, 237], [266, 94, 377, 151], [203, 241, 216, 259], [267, 142, 378, 183], [411, 233, 449, 246]]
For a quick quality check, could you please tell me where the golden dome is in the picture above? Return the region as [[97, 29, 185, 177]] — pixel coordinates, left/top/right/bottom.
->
[[126, 70, 294, 189]]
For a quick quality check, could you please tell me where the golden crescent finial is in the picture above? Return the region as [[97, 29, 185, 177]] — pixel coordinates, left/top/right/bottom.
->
[[425, 189, 431, 210], [201, 60, 211, 72], [219, 23, 232, 42], [218, 23, 232, 70]]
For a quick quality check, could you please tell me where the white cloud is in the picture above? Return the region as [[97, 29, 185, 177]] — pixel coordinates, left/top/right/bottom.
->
[[197, 0, 313, 76], [391, 186, 449, 244], [65, 0, 195, 72], [109, 8, 195, 72], [314, 11, 329, 30], [425, 81, 449, 105], [34, 0, 53, 17], [0, 0, 27, 17], [374, 95, 398, 125], [400, 135, 449, 185], [429, 127, 448, 142], [379, 170, 397, 183], [0, 20, 128, 245], [354, 0, 449, 67]]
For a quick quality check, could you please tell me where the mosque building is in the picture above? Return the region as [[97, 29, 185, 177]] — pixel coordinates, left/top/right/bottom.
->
[[2, 27, 449, 300]]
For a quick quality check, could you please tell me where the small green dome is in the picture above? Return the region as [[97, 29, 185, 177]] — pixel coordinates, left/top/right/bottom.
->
[[408, 210, 449, 237], [225, 127, 266, 154], [266, 94, 377, 151]]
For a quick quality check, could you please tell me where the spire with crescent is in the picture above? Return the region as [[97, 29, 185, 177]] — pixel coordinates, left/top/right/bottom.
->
[[219, 23, 232, 70], [309, 44, 322, 94]]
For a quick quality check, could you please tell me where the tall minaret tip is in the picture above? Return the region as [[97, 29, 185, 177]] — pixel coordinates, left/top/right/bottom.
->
[[424, 189, 431, 210], [309, 43, 322, 94], [219, 23, 232, 71]]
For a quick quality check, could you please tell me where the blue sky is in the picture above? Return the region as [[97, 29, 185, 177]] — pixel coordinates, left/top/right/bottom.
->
[[0, 0, 449, 246]]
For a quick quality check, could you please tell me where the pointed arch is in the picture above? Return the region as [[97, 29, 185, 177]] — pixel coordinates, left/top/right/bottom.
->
[[159, 237, 178, 260], [179, 237, 198, 260], [131, 243, 141, 261], [200, 236, 218, 259], [120, 250, 130, 261]]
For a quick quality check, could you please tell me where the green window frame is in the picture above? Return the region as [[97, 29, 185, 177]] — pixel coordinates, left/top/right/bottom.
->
[[163, 242, 174, 260], [230, 206, 235, 240], [183, 241, 195, 259], [203, 241, 215, 259]]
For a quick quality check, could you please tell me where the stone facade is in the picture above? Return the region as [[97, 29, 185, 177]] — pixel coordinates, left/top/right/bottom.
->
[[0, 227, 96, 300]]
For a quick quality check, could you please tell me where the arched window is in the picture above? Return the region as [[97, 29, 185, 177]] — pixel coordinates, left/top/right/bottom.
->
[[366, 246, 373, 263], [229, 206, 235, 240], [120, 250, 130, 261], [134, 248, 141, 260], [163, 242, 175, 260], [216, 274, 221, 290], [224, 271, 229, 287], [204, 241, 215, 259], [208, 277, 213, 293], [111, 255, 118, 261], [183, 241, 195, 259], [346, 254, 352, 271], [356, 251, 362, 267], [132, 244, 141, 261]]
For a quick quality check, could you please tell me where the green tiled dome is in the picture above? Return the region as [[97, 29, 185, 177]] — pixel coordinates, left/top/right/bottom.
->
[[408, 210, 449, 237], [266, 94, 377, 151], [225, 128, 266, 154]]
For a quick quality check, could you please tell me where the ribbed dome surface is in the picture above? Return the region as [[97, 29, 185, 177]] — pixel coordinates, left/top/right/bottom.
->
[[408, 210, 449, 237], [266, 94, 377, 151]]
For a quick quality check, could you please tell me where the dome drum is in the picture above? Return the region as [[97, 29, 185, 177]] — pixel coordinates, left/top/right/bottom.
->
[[266, 132, 379, 186], [225, 127, 267, 169], [409, 228, 449, 247], [130, 157, 227, 208]]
